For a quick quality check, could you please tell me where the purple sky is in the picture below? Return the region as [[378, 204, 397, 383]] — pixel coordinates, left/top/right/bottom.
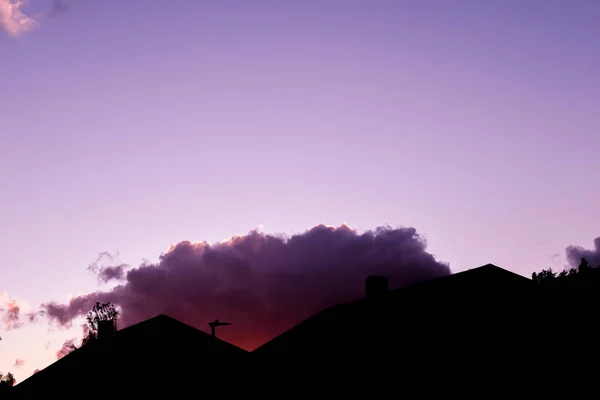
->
[[1, 0, 599, 382]]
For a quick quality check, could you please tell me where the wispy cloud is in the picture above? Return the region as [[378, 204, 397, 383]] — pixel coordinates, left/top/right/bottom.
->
[[0, 0, 37, 37], [0, 292, 31, 330], [0, 0, 70, 37]]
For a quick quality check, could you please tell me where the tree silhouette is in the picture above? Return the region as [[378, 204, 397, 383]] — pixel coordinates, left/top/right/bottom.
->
[[81, 331, 97, 346], [0, 372, 15, 386], [578, 257, 591, 273], [86, 302, 119, 333], [532, 257, 598, 285], [80, 302, 118, 346], [532, 268, 557, 283], [0, 372, 16, 396], [66, 302, 119, 353]]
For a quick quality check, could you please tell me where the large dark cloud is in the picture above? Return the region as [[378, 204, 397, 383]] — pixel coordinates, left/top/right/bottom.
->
[[39, 224, 451, 350], [566, 237, 600, 268]]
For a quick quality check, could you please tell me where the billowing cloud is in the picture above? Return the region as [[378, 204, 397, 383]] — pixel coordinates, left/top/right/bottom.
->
[[56, 338, 77, 360], [13, 358, 24, 368], [566, 237, 600, 268], [0, 292, 31, 330], [40, 224, 451, 350]]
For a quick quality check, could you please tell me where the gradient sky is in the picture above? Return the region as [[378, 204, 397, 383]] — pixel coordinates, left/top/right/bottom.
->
[[1, 0, 599, 383]]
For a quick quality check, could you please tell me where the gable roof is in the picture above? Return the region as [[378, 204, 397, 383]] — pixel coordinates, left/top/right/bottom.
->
[[16, 314, 248, 395], [253, 263, 533, 353]]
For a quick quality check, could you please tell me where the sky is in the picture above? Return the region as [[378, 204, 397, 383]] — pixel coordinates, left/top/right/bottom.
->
[[1, 0, 599, 383]]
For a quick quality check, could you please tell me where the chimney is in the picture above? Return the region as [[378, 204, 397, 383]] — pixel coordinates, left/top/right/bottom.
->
[[365, 276, 388, 299], [97, 319, 117, 340]]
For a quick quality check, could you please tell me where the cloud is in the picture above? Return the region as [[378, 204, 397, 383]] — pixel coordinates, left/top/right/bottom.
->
[[549, 253, 561, 266], [39, 224, 451, 350], [0, 0, 36, 37], [0, 293, 31, 330], [1, 300, 21, 329], [0, 0, 70, 37], [56, 338, 77, 360], [87, 251, 129, 284], [566, 237, 600, 269], [48, 0, 68, 17], [13, 358, 24, 368]]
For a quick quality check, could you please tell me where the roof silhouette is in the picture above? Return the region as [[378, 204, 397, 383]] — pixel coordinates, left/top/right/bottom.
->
[[253, 263, 535, 355], [251, 263, 600, 387], [13, 264, 595, 396], [249, 263, 558, 388], [15, 314, 249, 399]]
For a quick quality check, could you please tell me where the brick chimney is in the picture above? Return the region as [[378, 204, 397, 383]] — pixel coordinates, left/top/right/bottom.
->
[[365, 276, 388, 298]]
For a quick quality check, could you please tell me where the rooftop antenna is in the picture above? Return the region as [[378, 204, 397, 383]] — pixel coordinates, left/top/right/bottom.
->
[[208, 319, 231, 338]]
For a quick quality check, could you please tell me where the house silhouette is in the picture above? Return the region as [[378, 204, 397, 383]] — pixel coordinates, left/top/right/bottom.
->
[[251, 262, 600, 384], [10, 263, 598, 398], [13, 315, 249, 399], [253, 264, 539, 361]]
